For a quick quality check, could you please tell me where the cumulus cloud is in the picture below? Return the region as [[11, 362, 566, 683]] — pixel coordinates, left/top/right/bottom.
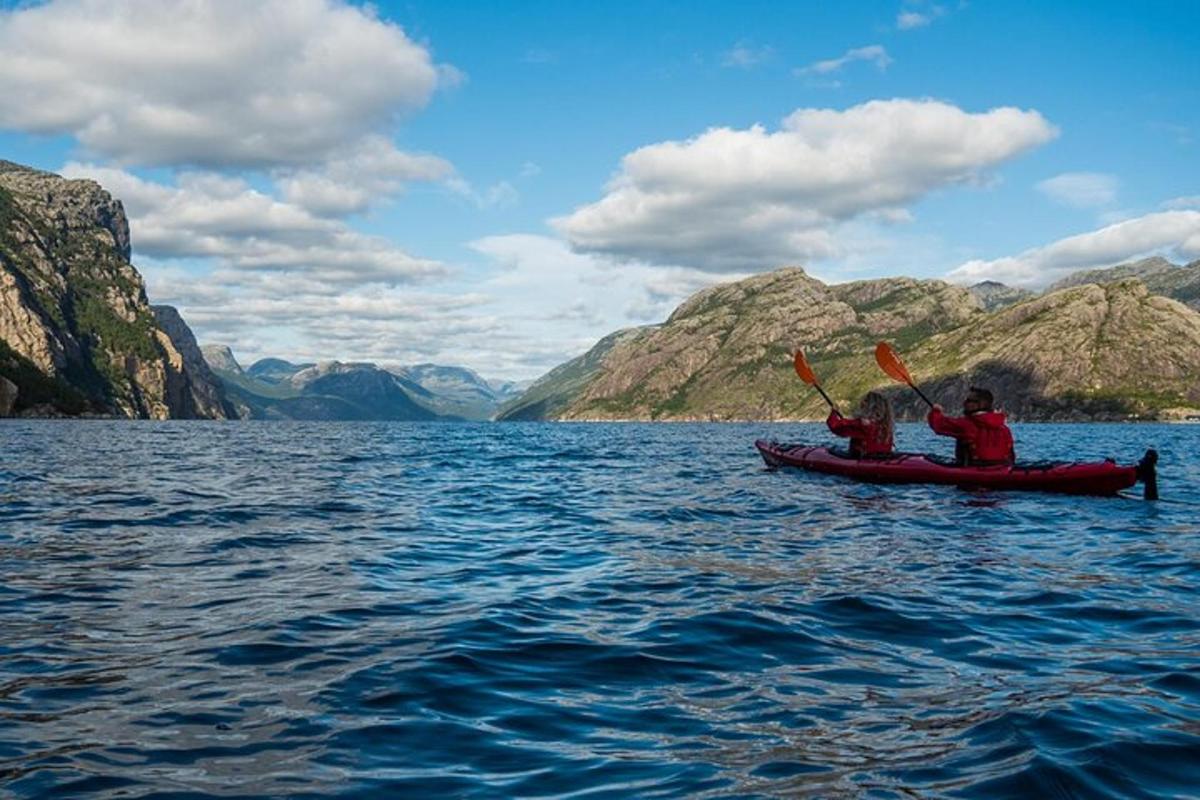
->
[[147, 265, 514, 372], [948, 210, 1200, 288], [796, 45, 892, 77], [143, 231, 731, 380], [0, 0, 449, 169], [276, 136, 453, 217], [63, 163, 446, 284], [1036, 172, 1119, 208], [471, 233, 735, 337], [556, 99, 1058, 272]]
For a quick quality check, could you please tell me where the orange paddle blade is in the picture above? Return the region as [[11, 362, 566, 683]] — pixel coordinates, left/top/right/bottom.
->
[[792, 349, 818, 385], [875, 341, 914, 386]]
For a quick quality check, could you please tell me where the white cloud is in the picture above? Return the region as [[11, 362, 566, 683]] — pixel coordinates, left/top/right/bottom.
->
[[276, 135, 452, 217], [148, 266, 513, 373], [62, 163, 446, 284], [1036, 172, 1119, 208], [897, 11, 932, 29], [722, 41, 774, 69], [556, 99, 1058, 273], [1164, 196, 1200, 210], [948, 210, 1200, 287], [141, 232, 730, 381], [796, 45, 892, 77], [0, 0, 450, 170], [470, 233, 736, 350]]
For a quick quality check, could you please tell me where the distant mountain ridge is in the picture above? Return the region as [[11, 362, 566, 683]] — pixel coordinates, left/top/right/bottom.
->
[[200, 349, 523, 421], [500, 265, 1200, 422], [1045, 256, 1200, 310], [967, 280, 1036, 311]]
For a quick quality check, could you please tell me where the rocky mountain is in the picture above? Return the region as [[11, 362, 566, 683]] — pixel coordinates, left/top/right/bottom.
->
[[1045, 256, 1200, 311], [0, 160, 230, 418], [500, 269, 977, 421], [245, 358, 314, 384], [894, 279, 1200, 420], [198, 355, 439, 421], [390, 363, 526, 421], [496, 326, 655, 421], [501, 267, 1200, 422], [200, 344, 243, 376], [199, 351, 520, 421], [968, 280, 1036, 311]]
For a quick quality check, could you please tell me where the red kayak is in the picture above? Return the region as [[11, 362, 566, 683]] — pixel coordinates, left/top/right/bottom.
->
[[755, 440, 1159, 498]]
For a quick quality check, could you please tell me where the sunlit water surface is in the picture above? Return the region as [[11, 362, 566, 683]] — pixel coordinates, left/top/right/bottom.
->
[[2, 421, 1198, 798]]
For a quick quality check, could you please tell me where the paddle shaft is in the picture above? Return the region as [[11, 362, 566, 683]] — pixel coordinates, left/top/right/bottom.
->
[[813, 383, 839, 414], [908, 383, 934, 408]]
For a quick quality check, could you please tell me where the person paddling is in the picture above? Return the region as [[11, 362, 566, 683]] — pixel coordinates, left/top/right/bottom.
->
[[828, 391, 894, 458], [928, 386, 1015, 466]]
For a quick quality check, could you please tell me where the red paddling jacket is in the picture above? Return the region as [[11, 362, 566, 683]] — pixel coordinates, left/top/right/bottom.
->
[[927, 408, 1015, 465], [827, 412, 894, 457]]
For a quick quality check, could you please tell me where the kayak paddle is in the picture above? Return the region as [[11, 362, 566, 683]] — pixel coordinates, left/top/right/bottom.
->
[[793, 349, 840, 414], [874, 341, 934, 408]]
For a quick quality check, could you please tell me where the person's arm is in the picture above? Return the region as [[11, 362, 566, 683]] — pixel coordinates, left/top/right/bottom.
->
[[828, 412, 868, 438], [927, 406, 971, 437]]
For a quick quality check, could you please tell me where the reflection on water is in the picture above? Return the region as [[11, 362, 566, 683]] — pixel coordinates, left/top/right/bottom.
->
[[1, 421, 1198, 798]]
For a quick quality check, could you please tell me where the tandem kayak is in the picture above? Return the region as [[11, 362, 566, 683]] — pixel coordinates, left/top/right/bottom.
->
[[755, 440, 1159, 498]]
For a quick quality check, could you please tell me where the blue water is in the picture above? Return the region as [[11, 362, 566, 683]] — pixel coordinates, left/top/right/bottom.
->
[[1, 421, 1198, 799]]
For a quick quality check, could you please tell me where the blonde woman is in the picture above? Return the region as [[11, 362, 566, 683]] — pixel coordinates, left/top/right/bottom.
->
[[827, 391, 895, 457]]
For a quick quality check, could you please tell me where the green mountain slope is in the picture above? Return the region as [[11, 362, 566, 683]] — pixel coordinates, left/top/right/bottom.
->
[[504, 268, 1200, 422], [1, 161, 230, 418], [539, 268, 978, 421], [496, 326, 656, 420]]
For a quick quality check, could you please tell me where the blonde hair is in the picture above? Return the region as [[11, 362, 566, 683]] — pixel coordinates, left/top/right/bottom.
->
[[857, 391, 894, 444]]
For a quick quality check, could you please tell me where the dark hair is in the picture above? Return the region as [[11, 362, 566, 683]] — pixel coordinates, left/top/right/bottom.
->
[[967, 386, 994, 410]]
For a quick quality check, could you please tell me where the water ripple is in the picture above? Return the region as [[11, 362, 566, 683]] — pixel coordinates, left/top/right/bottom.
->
[[1, 420, 1198, 798]]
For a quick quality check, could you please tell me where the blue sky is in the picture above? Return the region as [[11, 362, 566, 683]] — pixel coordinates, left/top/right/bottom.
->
[[1, 0, 1198, 379]]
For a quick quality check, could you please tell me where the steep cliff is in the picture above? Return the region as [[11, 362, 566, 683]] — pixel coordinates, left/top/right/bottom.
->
[[0, 161, 229, 418]]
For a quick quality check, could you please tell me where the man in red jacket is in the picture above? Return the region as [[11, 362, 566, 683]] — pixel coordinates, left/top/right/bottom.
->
[[927, 386, 1015, 465]]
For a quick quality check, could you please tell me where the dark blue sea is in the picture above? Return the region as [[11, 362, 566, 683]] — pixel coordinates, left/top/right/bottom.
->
[[2, 421, 1199, 799]]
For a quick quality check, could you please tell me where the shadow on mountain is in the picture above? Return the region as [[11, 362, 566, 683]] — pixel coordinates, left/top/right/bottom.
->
[[882, 360, 1145, 422]]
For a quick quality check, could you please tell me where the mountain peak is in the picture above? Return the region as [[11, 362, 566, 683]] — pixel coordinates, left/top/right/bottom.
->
[[501, 264, 1200, 422], [201, 344, 243, 375]]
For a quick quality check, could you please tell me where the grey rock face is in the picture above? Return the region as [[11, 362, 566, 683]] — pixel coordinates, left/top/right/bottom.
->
[[0, 375, 16, 416], [1049, 257, 1200, 311], [152, 306, 235, 419], [0, 160, 227, 418], [200, 344, 243, 375], [968, 280, 1036, 312]]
